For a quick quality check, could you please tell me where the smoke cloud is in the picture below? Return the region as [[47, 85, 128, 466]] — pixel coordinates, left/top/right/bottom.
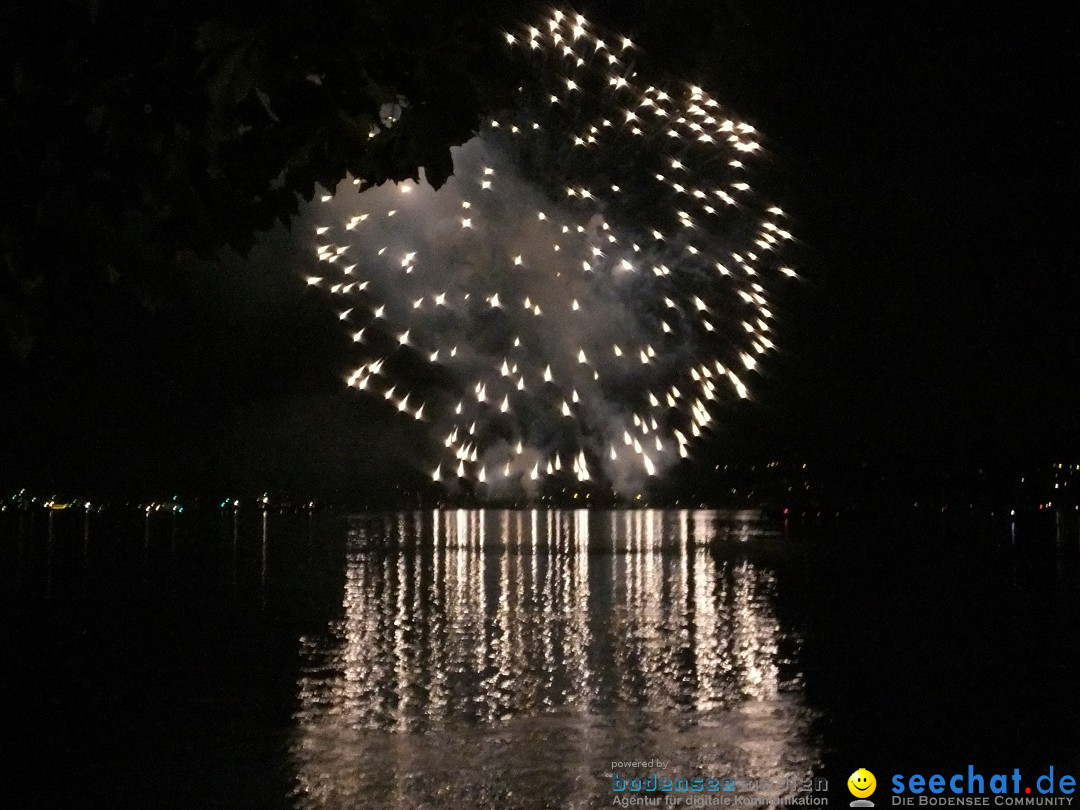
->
[[304, 10, 795, 495]]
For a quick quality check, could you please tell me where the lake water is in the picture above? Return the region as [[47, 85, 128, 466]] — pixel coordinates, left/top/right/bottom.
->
[[3, 508, 1079, 807]]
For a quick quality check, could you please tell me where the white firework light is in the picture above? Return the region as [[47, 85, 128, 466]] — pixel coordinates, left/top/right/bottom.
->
[[309, 8, 796, 494]]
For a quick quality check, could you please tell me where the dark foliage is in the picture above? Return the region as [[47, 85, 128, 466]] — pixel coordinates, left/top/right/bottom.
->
[[0, 0, 519, 355]]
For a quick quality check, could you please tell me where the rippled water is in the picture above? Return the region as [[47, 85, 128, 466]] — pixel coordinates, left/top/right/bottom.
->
[[292, 510, 817, 808], [4, 507, 1080, 808]]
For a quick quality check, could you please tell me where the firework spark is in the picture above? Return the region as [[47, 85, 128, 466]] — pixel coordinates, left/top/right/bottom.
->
[[310, 8, 796, 494]]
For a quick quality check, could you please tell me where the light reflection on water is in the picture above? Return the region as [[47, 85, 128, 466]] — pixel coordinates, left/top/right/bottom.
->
[[292, 509, 819, 809]]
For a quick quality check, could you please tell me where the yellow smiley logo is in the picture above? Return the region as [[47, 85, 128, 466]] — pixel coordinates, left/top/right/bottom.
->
[[848, 768, 877, 798]]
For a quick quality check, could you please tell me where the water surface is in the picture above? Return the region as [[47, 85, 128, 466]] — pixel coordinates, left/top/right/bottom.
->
[[3, 507, 1079, 807], [292, 510, 816, 808]]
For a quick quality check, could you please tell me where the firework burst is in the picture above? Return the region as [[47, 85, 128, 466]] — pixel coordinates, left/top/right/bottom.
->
[[308, 8, 796, 494]]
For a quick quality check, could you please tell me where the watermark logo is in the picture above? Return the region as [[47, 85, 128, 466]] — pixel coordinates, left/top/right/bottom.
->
[[609, 762, 829, 806], [849, 769, 877, 808], [889, 766, 1076, 805]]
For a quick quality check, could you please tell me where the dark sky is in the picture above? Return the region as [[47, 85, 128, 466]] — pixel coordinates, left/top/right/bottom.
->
[[2, 3, 1078, 496], [665, 3, 1080, 467]]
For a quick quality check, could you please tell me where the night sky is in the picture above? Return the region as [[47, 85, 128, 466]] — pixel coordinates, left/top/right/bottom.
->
[[719, 4, 1080, 469], [2, 3, 1078, 497]]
